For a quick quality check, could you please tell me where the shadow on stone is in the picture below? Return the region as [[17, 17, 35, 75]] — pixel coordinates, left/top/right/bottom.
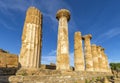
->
[[0, 67, 18, 83]]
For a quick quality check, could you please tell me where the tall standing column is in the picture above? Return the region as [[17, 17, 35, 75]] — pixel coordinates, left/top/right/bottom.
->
[[82, 34, 93, 71], [74, 32, 84, 71], [91, 44, 99, 71], [97, 46, 103, 72], [19, 7, 42, 69], [56, 9, 70, 70]]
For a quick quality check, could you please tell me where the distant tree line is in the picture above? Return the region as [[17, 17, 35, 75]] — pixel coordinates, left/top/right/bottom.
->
[[110, 63, 120, 71]]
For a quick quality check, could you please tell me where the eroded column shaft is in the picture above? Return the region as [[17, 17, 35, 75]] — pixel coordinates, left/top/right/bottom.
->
[[91, 44, 99, 71], [101, 48, 107, 72], [19, 7, 42, 69], [74, 32, 84, 71], [56, 9, 70, 70], [104, 55, 110, 72], [83, 34, 93, 71], [97, 46, 103, 72]]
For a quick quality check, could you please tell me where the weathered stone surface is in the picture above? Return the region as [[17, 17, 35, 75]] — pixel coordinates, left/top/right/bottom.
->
[[104, 54, 110, 72], [112, 70, 120, 83], [82, 34, 93, 71], [56, 9, 70, 70], [91, 44, 99, 71], [0, 49, 18, 68], [74, 32, 84, 71], [9, 71, 113, 83], [104, 77, 110, 83], [19, 7, 42, 69], [101, 47, 108, 72], [97, 46, 103, 72], [0, 67, 18, 75]]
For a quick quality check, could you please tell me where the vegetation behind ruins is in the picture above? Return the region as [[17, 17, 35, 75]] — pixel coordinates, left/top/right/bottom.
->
[[110, 63, 120, 71]]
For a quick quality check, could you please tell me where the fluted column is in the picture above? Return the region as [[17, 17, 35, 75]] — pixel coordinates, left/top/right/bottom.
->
[[56, 9, 70, 70], [91, 44, 99, 71], [97, 46, 103, 72], [82, 34, 93, 71], [19, 7, 42, 69], [74, 32, 84, 71]]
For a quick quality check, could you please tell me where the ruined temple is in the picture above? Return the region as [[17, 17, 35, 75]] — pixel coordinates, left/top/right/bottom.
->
[[8, 7, 112, 83]]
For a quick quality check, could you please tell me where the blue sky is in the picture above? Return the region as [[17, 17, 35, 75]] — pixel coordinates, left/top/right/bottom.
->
[[0, 0, 120, 66]]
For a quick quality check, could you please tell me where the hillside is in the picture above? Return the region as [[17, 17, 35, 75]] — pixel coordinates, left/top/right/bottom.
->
[[0, 49, 18, 68]]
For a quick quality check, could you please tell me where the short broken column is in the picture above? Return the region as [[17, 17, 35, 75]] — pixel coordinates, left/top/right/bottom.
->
[[56, 9, 70, 70], [74, 32, 84, 71], [91, 44, 99, 71], [82, 34, 93, 71], [19, 7, 42, 69]]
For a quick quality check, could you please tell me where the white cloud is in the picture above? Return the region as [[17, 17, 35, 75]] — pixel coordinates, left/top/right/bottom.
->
[[41, 50, 56, 65], [69, 52, 74, 66], [108, 58, 120, 64], [104, 28, 120, 38], [0, 0, 77, 32], [0, 1, 28, 13], [0, 0, 29, 30], [94, 28, 120, 44], [47, 50, 56, 56], [41, 50, 74, 66], [41, 55, 56, 65], [39, 0, 77, 32]]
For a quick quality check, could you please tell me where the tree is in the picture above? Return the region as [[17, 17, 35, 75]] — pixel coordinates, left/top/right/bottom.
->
[[110, 63, 120, 71]]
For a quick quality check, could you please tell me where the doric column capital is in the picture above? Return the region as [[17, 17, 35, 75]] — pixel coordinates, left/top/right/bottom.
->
[[56, 9, 70, 21], [74, 31, 81, 36], [101, 47, 105, 51], [56, 9, 70, 70], [97, 46, 102, 49], [82, 34, 92, 40]]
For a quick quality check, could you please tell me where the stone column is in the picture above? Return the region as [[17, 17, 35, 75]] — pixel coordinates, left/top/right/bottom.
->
[[56, 9, 70, 70], [19, 7, 42, 69], [104, 55, 110, 72], [91, 44, 99, 71], [74, 32, 84, 71], [97, 46, 103, 72], [101, 48, 107, 72], [82, 34, 93, 71]]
